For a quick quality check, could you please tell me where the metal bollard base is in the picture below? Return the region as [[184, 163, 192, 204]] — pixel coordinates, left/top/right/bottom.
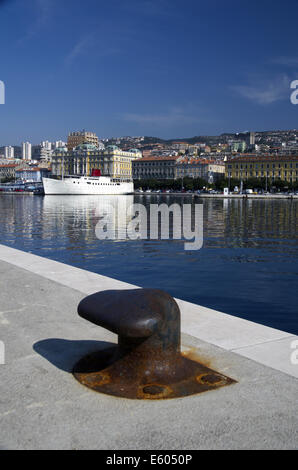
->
[[73, 345, 236, 400]]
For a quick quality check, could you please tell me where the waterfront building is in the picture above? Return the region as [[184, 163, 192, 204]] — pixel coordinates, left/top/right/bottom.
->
[[22, 142, 32, 160], [67, 130, 100, 151], [52, 144, 141, 179], [132, 156, 181, 180], [4, 146, 14, 159], [132, 156, 225, 183], [0, 164, 19, 181], [175, 159, 225, 183], [15, 167, 51, 182], [225, 155, 298, 183]]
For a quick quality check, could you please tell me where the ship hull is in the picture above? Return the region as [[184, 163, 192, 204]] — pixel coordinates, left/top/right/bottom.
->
[[42, 177, 134, 195]]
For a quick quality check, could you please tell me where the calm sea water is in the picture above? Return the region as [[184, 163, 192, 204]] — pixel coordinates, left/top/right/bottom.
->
[[0, 194, 297, 335]]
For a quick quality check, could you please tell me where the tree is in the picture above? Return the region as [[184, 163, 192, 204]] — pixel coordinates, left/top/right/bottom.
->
[[0, 176, 14, 183]]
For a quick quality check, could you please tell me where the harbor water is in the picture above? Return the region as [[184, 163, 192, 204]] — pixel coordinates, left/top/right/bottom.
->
[[0, 194, 297, 335]]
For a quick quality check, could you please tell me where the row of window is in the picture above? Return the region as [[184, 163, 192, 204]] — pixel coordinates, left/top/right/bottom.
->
[[74, 182, 120, 186], [228, 162, 298, 169], [134, 162, 174, 166], [228, 172, 298, 179], [133, 169, 174, 175], [234, 170, 298, 176]]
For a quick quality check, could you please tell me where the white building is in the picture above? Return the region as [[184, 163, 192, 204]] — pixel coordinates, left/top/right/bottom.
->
[[41, 141, 52, 150], [55, 141, 66, 149], [249, 132, 256, 146], [22, 142, 32, 160], [4, 146, 14, 159], [40, 146, 53, 163]]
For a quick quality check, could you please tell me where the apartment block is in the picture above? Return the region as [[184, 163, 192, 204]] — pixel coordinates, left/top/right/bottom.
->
[[4, 146, 14, 159], [22, 142, 32, 160], [225, 155, 298, 182], [133, 156, 181, 180], [67, 130, 99, 151], [132, 156, 225, 183]]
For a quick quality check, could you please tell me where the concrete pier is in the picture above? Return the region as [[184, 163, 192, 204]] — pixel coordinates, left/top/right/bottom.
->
[[0, 244, 297, 450], [134, 192, 298, 199]]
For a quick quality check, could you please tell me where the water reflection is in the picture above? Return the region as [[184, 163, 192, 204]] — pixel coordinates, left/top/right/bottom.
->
[[2, 195, 296, 249], [43, 195, 134, 242]]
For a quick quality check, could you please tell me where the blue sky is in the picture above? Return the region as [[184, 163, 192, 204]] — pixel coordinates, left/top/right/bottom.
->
[[1, 0, 298, 144]]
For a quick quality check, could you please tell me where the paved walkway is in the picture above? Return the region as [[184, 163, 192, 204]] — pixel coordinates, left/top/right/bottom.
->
[[0, 246, 297, 449]]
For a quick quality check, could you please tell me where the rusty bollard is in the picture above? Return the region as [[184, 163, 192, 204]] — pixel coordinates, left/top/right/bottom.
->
[[73, 289, 235, 399]]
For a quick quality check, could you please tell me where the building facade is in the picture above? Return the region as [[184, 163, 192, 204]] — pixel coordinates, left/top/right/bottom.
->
[[132, 156, 180, 180], [15, 167, 51, 182], [22, 142, 32, 160], [132, 156, 225, 183], [41, 141, 52, 151], [4, 146, 14, 159], [67, 131, 100, 151], [225, 155, 298, 182], [249, 132, 256, 146], [54, 141, 67, 149], [230, 140, 247, 153], [175, 159, 225, 183], [0, 164, 19, 180], [32, 145, 54, 162], [52, 144, 141, 180]]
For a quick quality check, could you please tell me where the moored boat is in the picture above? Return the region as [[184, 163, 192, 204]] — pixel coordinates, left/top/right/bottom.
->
[[42, 176, 134, 195]]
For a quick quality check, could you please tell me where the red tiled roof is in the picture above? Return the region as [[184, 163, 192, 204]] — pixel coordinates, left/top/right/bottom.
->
[[177, 158, 224, 165], [0, 164, 19, 168], [15, 167, 46, 172]]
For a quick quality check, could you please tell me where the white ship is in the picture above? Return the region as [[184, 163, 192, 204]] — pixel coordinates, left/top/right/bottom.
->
[[42, 176, 134, 195]]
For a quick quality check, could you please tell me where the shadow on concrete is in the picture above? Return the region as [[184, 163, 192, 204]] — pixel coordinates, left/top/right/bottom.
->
[[33, 338, 114, 372]]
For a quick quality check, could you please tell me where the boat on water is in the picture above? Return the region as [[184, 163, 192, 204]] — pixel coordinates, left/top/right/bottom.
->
[[42, 175, 134, 195]]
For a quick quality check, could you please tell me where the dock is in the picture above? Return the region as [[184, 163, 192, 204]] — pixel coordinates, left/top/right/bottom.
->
[[134, 192, 298, 199], [0, 244, 297, 450]]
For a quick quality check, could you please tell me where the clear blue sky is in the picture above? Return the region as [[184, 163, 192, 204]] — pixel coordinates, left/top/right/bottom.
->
[[1, 0, 298, 144]]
